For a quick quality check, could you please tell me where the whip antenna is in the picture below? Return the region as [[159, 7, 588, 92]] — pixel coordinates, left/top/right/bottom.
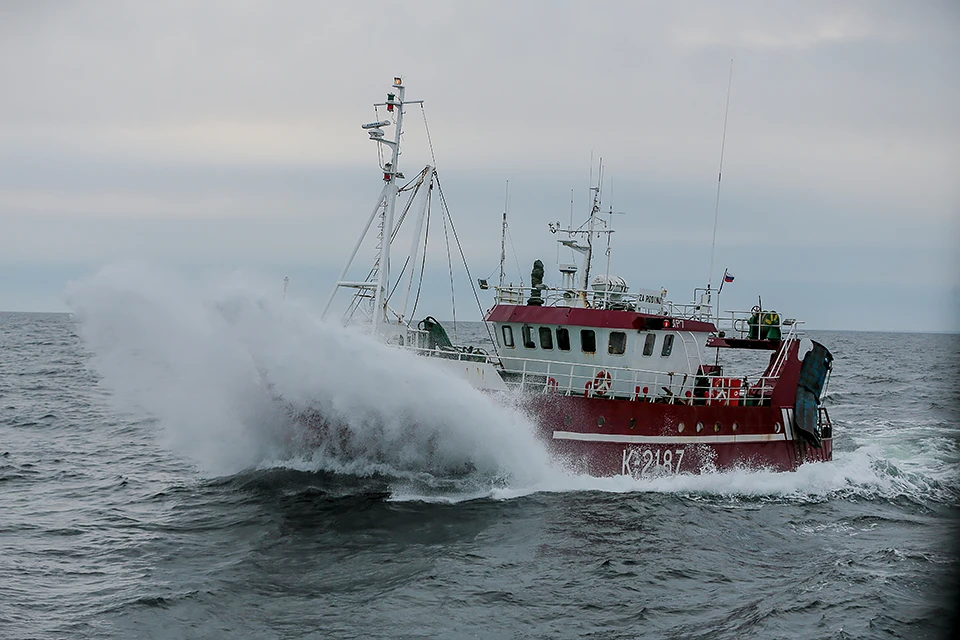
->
[[708, 59, 734, 296], [499, 181, 509, 289]]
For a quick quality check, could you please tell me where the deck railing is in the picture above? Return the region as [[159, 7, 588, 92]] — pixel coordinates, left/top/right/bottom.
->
[[407, 345, 783, 406], [718, 310, 804, 341], [493, 285, 668, 315], [818, 406, 833, 438], [498, 355, 780, 405], [492, 285, 721, 322]]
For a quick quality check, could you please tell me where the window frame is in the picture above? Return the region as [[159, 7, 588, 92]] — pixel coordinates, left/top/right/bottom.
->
[[642, 333, 657, 356], [538, 326, 554, 350], [521, 324, 537, 349], [580, 329, 597, 354], [556, 327, 571, 351], [608, 331, 627, 355], [501, 325, 515, 348], [661, 333, 675, 357]]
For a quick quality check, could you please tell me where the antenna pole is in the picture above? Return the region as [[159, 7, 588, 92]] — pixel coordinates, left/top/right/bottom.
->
[[707, 59, 734, 303], [499, 181, 509, 290]]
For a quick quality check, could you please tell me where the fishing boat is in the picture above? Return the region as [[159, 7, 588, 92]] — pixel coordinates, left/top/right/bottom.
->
[[321, 77, 835, 477]]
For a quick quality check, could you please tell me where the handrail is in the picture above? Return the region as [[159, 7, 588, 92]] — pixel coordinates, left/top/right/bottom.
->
[[664, 301, 714, 321], [718, 309, 805, 339], [493, 284, 719, 321], [493, 285, 667, 314], [406, 344, 784, 405]]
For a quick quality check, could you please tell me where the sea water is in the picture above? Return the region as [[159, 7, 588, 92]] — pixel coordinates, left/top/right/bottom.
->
[[1, 267, 957, 639]]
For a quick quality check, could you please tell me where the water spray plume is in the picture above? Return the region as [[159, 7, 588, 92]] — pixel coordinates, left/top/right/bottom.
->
[[66, 264, 554, 493]]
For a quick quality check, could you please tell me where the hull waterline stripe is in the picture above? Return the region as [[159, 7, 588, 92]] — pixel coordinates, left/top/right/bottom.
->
[[552, 431, 788, 444]]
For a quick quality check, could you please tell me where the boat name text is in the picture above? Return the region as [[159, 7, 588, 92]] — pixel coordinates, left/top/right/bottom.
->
[[622, 447, 685, 477]]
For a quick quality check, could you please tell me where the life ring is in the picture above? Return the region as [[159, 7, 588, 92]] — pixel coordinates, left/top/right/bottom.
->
[[593, 370, 612, 396], [545, 377, 559, 394]]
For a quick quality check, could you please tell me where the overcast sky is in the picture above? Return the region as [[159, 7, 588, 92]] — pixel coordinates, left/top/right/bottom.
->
[[2, 1, 958, 331]]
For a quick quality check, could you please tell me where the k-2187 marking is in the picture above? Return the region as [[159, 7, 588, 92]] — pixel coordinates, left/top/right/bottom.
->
[[622, 447, 686, 476]]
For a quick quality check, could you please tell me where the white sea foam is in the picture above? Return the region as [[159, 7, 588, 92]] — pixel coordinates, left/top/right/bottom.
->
[[487, 445, 949, 504], [66, 264, 556, 489]]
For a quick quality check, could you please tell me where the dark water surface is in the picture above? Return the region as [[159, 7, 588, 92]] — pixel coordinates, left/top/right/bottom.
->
[[2, 307, 958, 639]]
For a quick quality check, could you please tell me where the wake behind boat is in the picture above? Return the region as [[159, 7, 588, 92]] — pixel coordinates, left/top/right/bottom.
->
[[319, 77, 835, 477]]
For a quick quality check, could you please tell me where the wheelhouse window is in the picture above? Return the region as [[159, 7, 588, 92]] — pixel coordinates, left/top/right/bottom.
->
[[580, 329, 596, 354], [661, 334, 675, 357], [538, 326, 553, 350], [642, 333, 656, 356], [501, 325, 514, 348], [608, 331, 627, 355], [556, 327, 571, 351], [521, 325, 536, 349]]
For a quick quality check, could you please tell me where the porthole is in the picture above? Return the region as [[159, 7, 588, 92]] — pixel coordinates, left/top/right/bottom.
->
[[774, 422, 782, 433], [629, 418, 636, 429], [564, 414, 572, 426], [732, 422, 739, 431], [696, 422, 703, 433], [597, 416, 606, 427], [714, 422, 721, 433], [677, 422, 685, 433]]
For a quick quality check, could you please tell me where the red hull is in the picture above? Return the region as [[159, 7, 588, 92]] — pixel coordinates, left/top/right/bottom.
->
[[523, 394, 832, 476]]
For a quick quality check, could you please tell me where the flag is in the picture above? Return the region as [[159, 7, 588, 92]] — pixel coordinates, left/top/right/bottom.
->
[[723, 269, 735, 283]]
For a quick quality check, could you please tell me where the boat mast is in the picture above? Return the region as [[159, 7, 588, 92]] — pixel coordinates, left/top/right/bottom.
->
[[321, 77, 427, 330], [581, 162, 602, 291], [554, 160, 613, 308], [373, 77, 406, 334]]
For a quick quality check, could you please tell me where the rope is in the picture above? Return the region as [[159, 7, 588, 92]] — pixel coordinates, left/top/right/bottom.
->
[[440, 188, 458, 342], [409, 188, 431, 322], [390, 183, 417, 241], [420, 105, 438, 167], [389, 256, 411, 302], [436, 174, 500, 357], [397, 168, 426, 194], [708, 59, 734, 291], [506, 226, 525, 286], [342, 170, 428, 322]]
